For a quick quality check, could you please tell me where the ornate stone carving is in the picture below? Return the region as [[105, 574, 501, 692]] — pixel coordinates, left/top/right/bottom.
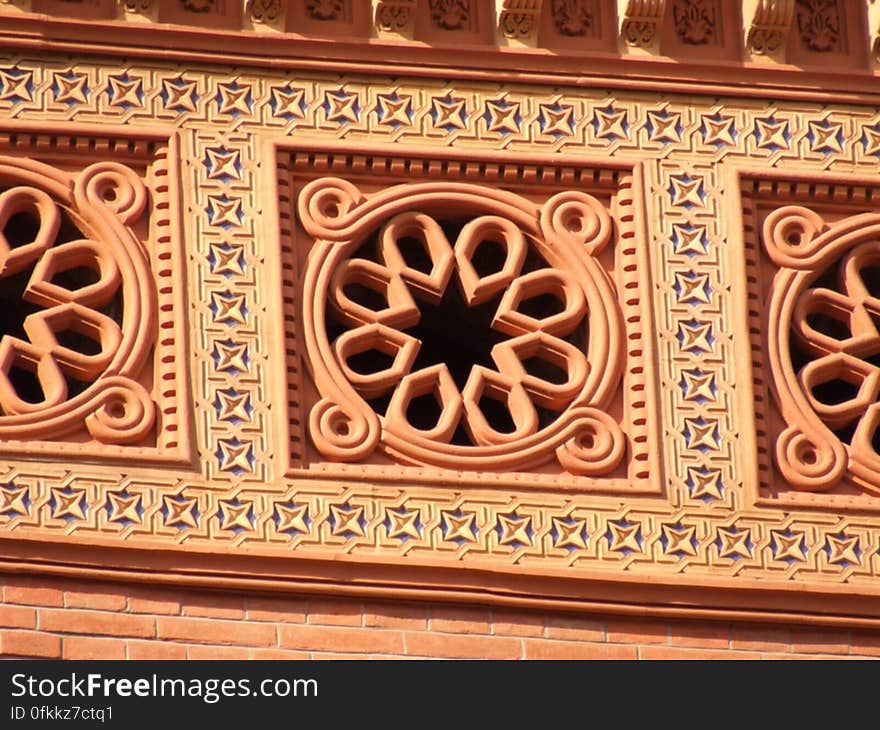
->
[[120, 0, 153, 14], [305, 0, 341, 20], [0, 157, 156, 445], [498, 0, 541, 39], [795, 0, 840, 52], [744, 0, 794, 55], [618, 0, 666, 48], [376, 0, 415, 32], [672, 0, 714, 44], [248, 0, 282, 23], [429, 0, 468, 30], [762, 206, 880, 494], [551, 0, 592, 36], [298, 177, 625, 475]]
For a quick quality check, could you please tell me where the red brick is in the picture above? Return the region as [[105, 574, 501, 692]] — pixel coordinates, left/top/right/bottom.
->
[[607, 618, 669, 645], [128, 586, 181, 615], [492, 610, 545, 637], [0, 604, 36, 629], [279, 625, 403, 654], [311, 651, 374, 660], [546, 615, 605, 642], [182, 592, 245, 620], [364, 602, 427, 631], [40, 608, 155, 638], [63, 636, 126, 660], [157, 617, 276, 647], [730, 625, 791, 652], [669, 621, 730, 649], [524, 640, 637, 660], [307, 599, 362, 626], [639, 646, 762, 660], [247, 597, 308, 623], [791, 628, 850, 655], [765, 653, 864, 660], [3, 576, 64, 607], [64, 583, 127, 611], [250, 648, 311, 660], [187, 645, 252, 660], [405, 632, 521, 659], [0, 630, 61, 658], [429, 606, 491, 634], [127, 640, 187, 660]]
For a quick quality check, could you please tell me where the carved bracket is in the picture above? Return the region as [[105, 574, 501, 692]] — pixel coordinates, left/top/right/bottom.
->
[[375, 0, 415, 35], [498, 0, 542, 43], [743, 0, 794, 59], [618, 0, 666, 49]]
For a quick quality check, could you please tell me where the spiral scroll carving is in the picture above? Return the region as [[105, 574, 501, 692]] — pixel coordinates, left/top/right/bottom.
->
[[0, 157, 156, 445], [300, 178, 625, 475]]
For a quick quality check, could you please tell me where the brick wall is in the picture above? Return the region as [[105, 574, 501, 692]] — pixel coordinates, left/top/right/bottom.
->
[[1, 573, 877, 659]]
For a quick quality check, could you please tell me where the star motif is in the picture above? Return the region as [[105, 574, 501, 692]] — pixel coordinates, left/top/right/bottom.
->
[[441, 510, 477, 542], [497, 513, 532, 547], [161, 77, 198, 113], [206, 195, 243, 228], [683, 417, 719, 451], [275, 502, 309, 535], [214, 389, 252, 422], [677, 320, 714, 354], [386, 507, 421, 539], [551, 516, 587, 550], [50, 487, 87, 521], [808, 120, 843, 154], [330, 503, 366, 537], [592, 105, 628, 141], [0, 68, 33, 102], [107, 74, 144, 108], [216, 82, 253, 116], [771, 529, 807, 562], [672, 223, 708, 256], [825, 533, 860, 566], [431, 96, 467, 130], [270, 86, 306, 120], [218, 499, 255, 531], [213, 340, 249, 373], [217, 438, 254, 473], [669, 174, 705, 208], [681, 369, 716, 402], [607, 520, 642, 553], [324, 90, 359, 124], [646, 110, 681, 143], [674, 271, 712, 304], [209, 243, 246, 277], [204, 147, 241, 181], [484, 100, 521, 134], [716, 526, 751, 559], [753, 117, 789, 150], [163, 495, 199, 528], [538, 103, 574, 137], [52, 72, 89, 105], [662, 523, 698, 556], [210, 292, 248, 324], [700, 113, 736, 146], [687, 466, 723, 500], [106, 491, 142, 524], [862, 125, 880, 157], [0, 484, 28, 517], [376, 93, 412, 127]]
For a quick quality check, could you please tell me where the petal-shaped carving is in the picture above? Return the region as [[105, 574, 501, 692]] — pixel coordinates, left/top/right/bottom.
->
[[386, 364, 464, 442], [493, 269, 587, 337], [792, 288, 880, 358], [26, 239, 121, 309], [0, 186, 60, 277], [461, 365, 538, 445], [0, 337, 67, 415], [799, 353, 880, 431], [455, 215, 527, 305], [330, 259, 420, 329], [334, 323, 420, 399], [378, 212, 455, 304]]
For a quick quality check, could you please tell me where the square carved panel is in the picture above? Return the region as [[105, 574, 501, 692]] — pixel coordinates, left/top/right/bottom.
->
[[275, 142, 661, 495]]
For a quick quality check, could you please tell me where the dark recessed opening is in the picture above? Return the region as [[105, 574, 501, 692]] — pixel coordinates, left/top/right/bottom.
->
[[477, 393, 516, 434], [518, 292, 565, 319], [811, 377, 859, 406], [51, 266, 100, 291], [522, 356, 568, 385], [8, 365, 44, 404], [406, 391, 443, 431], [343, 282, 387, 312], [834, 421, 857, 446], [806, 311, 851, 341], [347, 348, 394, 375], [54, 328, 102, 357], [4, 212, 40, 249], [470, 239, 507, 277], [861, 265, 880, 299], [397, 236, 433, 274]]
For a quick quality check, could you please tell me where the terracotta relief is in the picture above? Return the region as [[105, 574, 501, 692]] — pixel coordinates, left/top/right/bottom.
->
[[744, 0, 794, 56], [376, 0, 415, 32], [618, 0, 666, 48], [305, 0, 341, 21], [671, 0, 714, 44], [248, 0, 282, 23], [499, 0, 542, 39], [550, 0, 592, 36], [429, 0, 469, 30], [795, 0, 840, 52]]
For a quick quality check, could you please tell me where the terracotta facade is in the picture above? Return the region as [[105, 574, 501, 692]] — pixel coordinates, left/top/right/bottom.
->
[[2, 0, 880, 658]]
